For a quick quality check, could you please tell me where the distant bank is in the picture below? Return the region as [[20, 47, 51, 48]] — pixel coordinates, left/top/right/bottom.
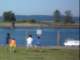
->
[[0, 22, 79, 29]]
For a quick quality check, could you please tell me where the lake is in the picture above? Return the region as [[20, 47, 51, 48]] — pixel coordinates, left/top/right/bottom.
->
[[0, 28, 79, 47]]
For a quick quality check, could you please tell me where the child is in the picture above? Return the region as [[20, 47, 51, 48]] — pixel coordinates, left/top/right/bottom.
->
[[36, 29, 42, 47], [6, 32, 11, 45], [9, 38, 16, 52], [26, 35, 33, 48]]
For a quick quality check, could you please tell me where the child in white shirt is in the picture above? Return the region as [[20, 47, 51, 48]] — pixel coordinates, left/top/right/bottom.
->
[[26, 35, 33, 48]]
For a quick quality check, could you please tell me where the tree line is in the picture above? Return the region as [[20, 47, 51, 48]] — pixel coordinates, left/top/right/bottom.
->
[[3, 10, 75, 24], [53, 10, 74, 23]]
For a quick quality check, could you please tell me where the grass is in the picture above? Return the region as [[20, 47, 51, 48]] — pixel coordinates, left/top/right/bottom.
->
[[0, 47, 79, 60]]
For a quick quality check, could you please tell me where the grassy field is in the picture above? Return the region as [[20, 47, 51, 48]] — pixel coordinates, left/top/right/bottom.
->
[[0, 47, 79, 60]]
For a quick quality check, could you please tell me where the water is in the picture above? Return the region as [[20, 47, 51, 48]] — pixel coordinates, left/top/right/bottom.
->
[[0, 28, 79, 47]]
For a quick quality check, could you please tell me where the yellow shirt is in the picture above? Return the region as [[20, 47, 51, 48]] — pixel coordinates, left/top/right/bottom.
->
[[9, 39, 16, 48]]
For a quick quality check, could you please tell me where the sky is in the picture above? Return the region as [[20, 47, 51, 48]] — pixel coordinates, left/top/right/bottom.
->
[[0, 0, 79, 16]]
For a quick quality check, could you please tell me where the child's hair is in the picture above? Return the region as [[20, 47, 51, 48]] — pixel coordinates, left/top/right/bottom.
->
[[10, 38, 15, 41], [29, 35, 32, 37], [37, 36, 40, 39], [7, 32, 10, 35]]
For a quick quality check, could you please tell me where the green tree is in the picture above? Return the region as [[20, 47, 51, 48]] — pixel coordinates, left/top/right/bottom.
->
[[3, 11, 16, 22], [64, 10, 74, 24], [3, 11, 16, 28], [53, 10, 61, 23]]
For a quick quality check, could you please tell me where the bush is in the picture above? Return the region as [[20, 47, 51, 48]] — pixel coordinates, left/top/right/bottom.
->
[[16, 19, 37, 23], [29, 19, 36, 23]]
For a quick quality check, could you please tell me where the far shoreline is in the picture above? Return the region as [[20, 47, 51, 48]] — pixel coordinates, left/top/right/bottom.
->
[[0, 22, 79, 29]]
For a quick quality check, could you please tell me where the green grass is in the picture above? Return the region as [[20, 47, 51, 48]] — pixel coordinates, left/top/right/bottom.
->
[[0, 47, 79, 60]]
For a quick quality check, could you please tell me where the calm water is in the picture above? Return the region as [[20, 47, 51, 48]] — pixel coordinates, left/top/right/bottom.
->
[[0, 28, 79, 47]]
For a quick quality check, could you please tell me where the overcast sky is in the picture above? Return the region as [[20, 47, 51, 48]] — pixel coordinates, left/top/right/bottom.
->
[[0, 0, 79, 16]]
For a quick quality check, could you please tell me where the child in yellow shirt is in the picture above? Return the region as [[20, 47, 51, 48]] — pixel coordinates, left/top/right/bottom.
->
[[9, 38, 16, 52]]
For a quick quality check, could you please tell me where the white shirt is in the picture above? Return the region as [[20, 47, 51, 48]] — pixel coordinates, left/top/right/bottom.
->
[[26, 37, 33, 44]]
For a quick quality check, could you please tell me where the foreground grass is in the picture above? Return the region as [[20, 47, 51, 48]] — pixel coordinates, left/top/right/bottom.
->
[[0, 47, 79, 60]]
